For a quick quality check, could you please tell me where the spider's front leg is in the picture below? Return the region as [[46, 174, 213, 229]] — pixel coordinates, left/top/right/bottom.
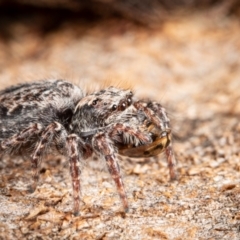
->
[[134, 101, 177, 181], [165, 141, 177, 181], [66, 134, 85, 216], [147, 102, 177, 181], [92, 132, 129, 212]]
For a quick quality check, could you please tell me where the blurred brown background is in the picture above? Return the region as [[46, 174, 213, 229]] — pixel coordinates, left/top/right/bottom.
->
[[0, 1, 240, 239]]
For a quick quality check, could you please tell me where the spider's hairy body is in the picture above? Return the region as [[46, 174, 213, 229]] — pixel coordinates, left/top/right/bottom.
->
[[0, 79, 176, 215], [0, 80, 82, 142]]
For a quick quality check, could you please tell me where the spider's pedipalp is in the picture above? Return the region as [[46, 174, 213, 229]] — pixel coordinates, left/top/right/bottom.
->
[[109, 123, 152, 147]]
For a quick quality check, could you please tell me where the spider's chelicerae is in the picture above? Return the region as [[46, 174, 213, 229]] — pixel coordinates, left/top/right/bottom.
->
[[0, 79, 176, 215]]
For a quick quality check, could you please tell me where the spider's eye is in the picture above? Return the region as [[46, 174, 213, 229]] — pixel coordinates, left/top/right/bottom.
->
[[120, 102, 126, 111], [92, 100, 98, 105], [127, 98, 132, 105], [112, 104, 117, 111]]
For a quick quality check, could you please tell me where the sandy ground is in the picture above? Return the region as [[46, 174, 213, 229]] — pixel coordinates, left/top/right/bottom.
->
[[0, 8, 240, 240]]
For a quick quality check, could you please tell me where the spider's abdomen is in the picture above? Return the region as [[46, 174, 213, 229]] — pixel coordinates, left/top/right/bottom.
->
[[0, 80, 83, 141]]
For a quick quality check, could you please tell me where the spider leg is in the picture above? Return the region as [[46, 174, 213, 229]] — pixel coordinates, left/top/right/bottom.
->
[[147, 102, 177, 180], [66, 134, 86, 216], [30, 122, 89, 215], [134, 101, 177, 181], [93, 133, 128, 212], [134, 102, 174, 146], [165, 143, 177, 181], [30, 122, 67, 191], [134, 101, 166, 128]]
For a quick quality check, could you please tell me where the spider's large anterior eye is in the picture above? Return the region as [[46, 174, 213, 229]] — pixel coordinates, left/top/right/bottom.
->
[[127, 98, 132, 105], [112, 104, 117, 111], [92, 99, 98, 105], [120, 102, 126, 111]]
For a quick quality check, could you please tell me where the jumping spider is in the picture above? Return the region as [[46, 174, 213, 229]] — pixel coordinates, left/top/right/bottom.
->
[[0, 79, 176, 215]]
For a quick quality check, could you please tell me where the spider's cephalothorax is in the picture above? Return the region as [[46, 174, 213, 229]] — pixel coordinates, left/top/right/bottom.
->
[[0, 80, 176, 215]]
